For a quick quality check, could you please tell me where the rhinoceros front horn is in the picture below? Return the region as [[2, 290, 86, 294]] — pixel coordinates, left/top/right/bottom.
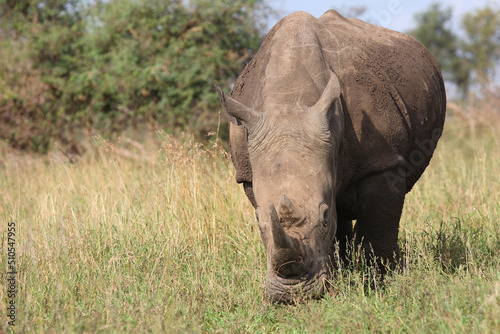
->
[[270, 200, 304, 277], [270, 202, 294, 250]]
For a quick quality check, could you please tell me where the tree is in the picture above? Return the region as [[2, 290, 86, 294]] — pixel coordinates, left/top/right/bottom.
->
[[408, 3, 471, 97], [408, 3, 500, 98], [461, 6, 500, 85]]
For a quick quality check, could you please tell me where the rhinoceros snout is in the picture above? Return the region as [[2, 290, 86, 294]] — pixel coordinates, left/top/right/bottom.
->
[[262, 195, 331, 301], [268, 196, 308, 278], [266, 269, 329, 303]]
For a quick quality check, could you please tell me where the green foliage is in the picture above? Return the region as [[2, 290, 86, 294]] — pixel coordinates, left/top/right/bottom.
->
[[408, 3, 471, 96], [0, 0, 270, 152], [0, 0, 84, 34], [461, 6, 500, 83], [408, 3, 500, 97]]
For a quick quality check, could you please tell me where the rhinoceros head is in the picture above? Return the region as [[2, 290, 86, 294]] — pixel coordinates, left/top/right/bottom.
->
[[215, 69, 343, 302]]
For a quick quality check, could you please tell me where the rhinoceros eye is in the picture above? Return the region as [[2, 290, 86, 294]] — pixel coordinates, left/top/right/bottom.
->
[[320, 204, 329, 227]]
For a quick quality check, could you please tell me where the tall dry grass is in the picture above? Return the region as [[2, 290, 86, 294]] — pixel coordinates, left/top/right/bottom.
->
[[0, 111, 499, 332]]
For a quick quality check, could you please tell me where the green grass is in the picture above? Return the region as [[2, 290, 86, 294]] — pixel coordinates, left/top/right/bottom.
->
[[0, 117, 499, 333]]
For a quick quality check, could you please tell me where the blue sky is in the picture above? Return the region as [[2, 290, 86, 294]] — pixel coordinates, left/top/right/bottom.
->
[[268, 0, 498, 32]]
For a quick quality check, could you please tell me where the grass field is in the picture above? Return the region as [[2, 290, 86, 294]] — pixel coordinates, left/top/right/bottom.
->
[[0, 115, 499, 333]]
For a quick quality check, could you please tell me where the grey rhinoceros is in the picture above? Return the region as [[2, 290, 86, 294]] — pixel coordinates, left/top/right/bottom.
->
[[215, 10, 446, 303]]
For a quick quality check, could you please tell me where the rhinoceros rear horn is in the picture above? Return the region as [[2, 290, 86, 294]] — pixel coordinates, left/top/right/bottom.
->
[[310, 67, 341, 115], [214, 83, 261, 130], [278, 195, 301, 222]]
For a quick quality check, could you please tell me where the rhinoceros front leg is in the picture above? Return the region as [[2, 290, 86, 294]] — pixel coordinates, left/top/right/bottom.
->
[[353, 169, 406, 272]]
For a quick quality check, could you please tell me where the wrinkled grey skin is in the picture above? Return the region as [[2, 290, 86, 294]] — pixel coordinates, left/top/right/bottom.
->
[[215, 11, 446, 303]]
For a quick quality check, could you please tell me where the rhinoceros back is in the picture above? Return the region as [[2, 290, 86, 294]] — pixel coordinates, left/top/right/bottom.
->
[[230, 10, 446, 196], [316, 10, 446, 190]]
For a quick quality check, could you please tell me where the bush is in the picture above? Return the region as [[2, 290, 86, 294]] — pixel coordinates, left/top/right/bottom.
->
[[0, 0, 270, 152]]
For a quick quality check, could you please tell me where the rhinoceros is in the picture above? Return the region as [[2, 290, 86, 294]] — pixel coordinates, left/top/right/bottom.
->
[[215, 10, 446, 302]]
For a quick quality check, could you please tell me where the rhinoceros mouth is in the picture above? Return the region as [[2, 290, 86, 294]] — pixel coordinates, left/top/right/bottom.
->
[[265, 269, 330, 303]]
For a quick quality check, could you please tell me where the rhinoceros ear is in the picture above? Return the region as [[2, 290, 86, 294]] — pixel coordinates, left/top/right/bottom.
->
[[214, 83, 261, 130], [310, 67, 341, 115]]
